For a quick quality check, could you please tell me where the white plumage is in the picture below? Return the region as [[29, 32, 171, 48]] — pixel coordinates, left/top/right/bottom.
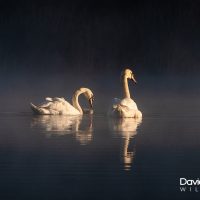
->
[[31, 97, 80, 115], [109, 69, 142, 118], [30, 88, 94, 115]]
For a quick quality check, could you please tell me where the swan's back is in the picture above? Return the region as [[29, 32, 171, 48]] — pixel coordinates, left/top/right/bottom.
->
[[109, 98, 141, 118], [120, 98, 138, 110], [31, 97, 80, 115]]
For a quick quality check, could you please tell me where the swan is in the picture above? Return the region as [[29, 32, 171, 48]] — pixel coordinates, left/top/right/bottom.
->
[[109, 68, 142, 118], [30, 87, 94, 115]]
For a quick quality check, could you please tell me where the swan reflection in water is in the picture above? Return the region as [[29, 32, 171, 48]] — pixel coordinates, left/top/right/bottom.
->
[[31, 115, 93, 145], [110, 117, 142, 171]]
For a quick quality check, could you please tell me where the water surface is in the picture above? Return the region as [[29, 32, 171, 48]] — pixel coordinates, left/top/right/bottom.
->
[[0, 113, 199, 200]]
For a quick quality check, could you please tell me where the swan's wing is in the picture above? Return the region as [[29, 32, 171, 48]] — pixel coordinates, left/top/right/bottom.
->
[[38, 101, 53, 108], [35, 97, 80, 115], [109, 98, 140, 118], [46, 98, 80, 115], [46, 97, 53, 101], [45, 97, 65, 102], [41, 97, 66, 107], [37, 97, 58, 108], [52, 97, 66, 102], [38, 97, 66, 109], [120, 98, 138, 110], [111, 98, 137, 109]]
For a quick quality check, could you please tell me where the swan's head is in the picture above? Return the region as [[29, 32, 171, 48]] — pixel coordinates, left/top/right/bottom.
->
[[122, 68, 137, 83], [79, 88, 94, 109]]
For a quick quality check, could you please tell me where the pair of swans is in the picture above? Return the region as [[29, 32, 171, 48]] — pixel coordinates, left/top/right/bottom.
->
[[30, 68, 142, 118]]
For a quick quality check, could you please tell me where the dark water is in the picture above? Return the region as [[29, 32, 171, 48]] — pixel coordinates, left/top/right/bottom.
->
[[0, 112, 200, 200]]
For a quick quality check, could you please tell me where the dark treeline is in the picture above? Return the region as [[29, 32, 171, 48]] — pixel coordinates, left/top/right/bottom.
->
[[0, 0, 199, 77]]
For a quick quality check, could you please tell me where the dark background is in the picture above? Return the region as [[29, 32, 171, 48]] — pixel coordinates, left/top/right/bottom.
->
[[0, 0, 199, 114]]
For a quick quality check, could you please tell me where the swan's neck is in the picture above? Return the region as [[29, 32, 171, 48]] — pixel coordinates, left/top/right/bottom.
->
[[72, 90, 83, 114], [123, 76, 131, 98]]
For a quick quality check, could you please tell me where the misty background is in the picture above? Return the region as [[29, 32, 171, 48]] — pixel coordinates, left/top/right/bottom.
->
[[0, 0, 199, 115]]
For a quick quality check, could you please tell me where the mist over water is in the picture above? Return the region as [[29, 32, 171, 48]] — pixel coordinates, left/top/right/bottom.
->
[[0, 69, 199, 118]]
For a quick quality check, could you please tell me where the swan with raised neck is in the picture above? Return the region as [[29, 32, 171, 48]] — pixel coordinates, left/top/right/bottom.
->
[[109, 68, 142, 118]]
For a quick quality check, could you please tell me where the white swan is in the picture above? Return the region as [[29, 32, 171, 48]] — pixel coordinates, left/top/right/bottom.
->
[[109, 68, 142, 118], [30, 87, 94, 115]]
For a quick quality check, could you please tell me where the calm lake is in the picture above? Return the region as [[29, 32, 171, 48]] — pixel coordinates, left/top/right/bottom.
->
[[0, 112, 199, 200]]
